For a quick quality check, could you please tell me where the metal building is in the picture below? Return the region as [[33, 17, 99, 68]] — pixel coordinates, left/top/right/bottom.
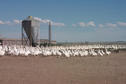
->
[[22, 16, 40, 47]]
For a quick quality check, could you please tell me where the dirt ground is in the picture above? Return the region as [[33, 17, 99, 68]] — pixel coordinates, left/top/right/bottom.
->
[[0, 52, 126, 84]]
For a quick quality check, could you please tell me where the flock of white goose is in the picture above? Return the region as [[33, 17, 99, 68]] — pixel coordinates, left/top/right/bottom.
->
[[0, 45, 126, 57]]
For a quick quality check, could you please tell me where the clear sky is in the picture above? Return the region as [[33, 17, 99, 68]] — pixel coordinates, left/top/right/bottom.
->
[[0, 0, 126, 42]]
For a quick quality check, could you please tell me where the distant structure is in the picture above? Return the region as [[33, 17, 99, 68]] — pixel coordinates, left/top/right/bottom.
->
[[0, 38, 56, 45], [49, 21, 51, 45], [0, 16, 56, 46], [22, 16, 40, 47]]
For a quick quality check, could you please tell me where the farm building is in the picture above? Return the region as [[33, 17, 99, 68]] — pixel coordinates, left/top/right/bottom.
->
[[0, 38, 56, 46]]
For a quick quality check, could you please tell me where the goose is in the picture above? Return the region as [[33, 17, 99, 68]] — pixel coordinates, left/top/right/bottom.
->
[[90, 49, 97, 56], [0, 49, 5, 56], [98, 50, 103, 56], [105, 49, 111, 55]]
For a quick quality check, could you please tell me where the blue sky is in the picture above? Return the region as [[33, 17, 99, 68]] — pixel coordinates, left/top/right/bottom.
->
[[0, 0, 126, 42]]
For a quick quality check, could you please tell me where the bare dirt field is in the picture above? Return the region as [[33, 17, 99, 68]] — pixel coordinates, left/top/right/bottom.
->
[[0, 52, 126, 84]]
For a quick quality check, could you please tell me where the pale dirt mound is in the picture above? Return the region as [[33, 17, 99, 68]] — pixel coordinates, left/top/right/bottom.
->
[[0, 52, 126, 84]]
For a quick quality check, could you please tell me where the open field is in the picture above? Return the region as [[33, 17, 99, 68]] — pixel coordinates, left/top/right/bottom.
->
[[0, 52, 126, 84]]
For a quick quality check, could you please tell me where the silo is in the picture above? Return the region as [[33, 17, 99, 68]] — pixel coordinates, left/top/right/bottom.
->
[[49, 21, 51, 45], [22, 16, 40, 47]]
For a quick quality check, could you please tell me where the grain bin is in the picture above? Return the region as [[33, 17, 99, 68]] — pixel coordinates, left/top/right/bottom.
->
[[22, 16, 40, 47]]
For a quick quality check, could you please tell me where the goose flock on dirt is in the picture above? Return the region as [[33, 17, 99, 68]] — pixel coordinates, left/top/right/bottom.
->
[[0, 45, 126, 57]]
